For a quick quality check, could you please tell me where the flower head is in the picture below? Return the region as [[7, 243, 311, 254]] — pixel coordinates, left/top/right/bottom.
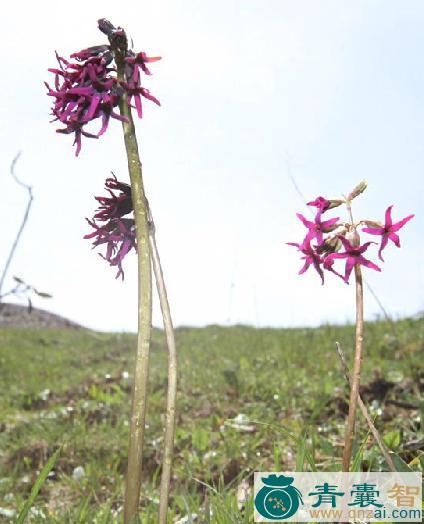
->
[[362, 205, 414, 261], [288, 186, 413, 286], [324, 236, 381, 283], [85, 176, 136, 279], [46, 27, 160, 155]]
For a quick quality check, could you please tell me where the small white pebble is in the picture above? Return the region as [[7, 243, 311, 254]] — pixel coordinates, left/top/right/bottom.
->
[[234, 413, 249, 425], [175, 514, 198, 524], [72, 466, 85, 480], [0, 508, 16, 518], [29, 507, 46, 519], [39, 389, 50, 401]]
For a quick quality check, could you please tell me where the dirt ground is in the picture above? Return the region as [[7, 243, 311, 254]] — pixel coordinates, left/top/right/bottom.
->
[[0, 303, 82, 329]]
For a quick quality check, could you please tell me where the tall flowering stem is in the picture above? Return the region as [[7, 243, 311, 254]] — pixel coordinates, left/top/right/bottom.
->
[[100, 20, 153, 522], [287, 181, 414, 471], [342, 261, 364, 471], [118, 85, 153, 522], [47, 18, 177, 522]]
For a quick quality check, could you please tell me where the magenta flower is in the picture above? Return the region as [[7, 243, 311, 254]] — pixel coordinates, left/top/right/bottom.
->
[[324, 237, 381, 283], [46, 37, 160, 155], [45, 50, 121, 155], [362, 205, 414, 261], [287, 238, 325, 284], [55, 120, 99, 156], [84, 176, 136, 279], [296, 211, 339, 245], [85, 218, 136, 280], [307, 196, 331, 212], [121, 81, 161, 119], [124, 52, 161, 82]]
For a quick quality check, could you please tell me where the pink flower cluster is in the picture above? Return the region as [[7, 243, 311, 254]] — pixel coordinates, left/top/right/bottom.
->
[[84, 175, 136, 279], [46, 39, 160, 155], [288, 197, 414, 284]]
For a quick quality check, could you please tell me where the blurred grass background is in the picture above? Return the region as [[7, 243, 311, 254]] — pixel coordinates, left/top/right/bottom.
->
[[0, 317, 422, 522]]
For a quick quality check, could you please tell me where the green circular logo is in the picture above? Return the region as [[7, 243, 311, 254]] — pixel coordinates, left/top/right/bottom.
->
[[255, 475, 303, 520]]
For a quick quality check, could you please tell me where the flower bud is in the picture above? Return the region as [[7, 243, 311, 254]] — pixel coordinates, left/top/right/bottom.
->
[[347, 180, 367, 201], [362, 219, 383, 228], [316, 235, 343, 254], [327, 199, 345, 209], [322, 221, 340, 233], [345, 227, 360, 247]]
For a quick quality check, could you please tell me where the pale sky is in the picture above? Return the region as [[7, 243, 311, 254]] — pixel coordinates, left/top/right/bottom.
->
[[1, 1, 422, 331]]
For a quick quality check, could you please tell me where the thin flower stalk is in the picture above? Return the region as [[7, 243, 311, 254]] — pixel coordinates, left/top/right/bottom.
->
[[342, 262, 364, 471], [148, 209, 177, 524], [335, 342, 396, 473], [341, 199, 366, 472], [117, 78, 152, 524]]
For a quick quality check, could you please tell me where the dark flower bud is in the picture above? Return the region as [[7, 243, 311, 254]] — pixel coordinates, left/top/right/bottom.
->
[[316, 235, 343, 254]]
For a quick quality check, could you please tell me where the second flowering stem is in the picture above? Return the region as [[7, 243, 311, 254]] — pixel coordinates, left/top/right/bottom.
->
[[148, 210, 178, 524]]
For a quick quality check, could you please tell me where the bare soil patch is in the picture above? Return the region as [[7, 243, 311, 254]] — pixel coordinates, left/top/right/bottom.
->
[[0, 303, 82, 329]]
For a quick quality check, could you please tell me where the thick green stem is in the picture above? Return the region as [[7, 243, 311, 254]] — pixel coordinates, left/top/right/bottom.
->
[[342, 263, 364, 471], [116, 58, 153, 524], [148, 216, 177, 523]]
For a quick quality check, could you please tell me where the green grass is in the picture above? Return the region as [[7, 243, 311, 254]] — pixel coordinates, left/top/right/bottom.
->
[[0, 318, 422, 522]]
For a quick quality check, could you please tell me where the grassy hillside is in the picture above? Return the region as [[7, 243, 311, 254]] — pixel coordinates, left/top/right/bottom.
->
[[0, 319, 422, 522]]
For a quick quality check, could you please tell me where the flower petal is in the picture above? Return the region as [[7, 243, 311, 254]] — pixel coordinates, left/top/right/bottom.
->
[[391, 214, 414, 232]]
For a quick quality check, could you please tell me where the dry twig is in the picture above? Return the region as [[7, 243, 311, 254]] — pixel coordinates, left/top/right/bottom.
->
[[0, 152, 34, 299]]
